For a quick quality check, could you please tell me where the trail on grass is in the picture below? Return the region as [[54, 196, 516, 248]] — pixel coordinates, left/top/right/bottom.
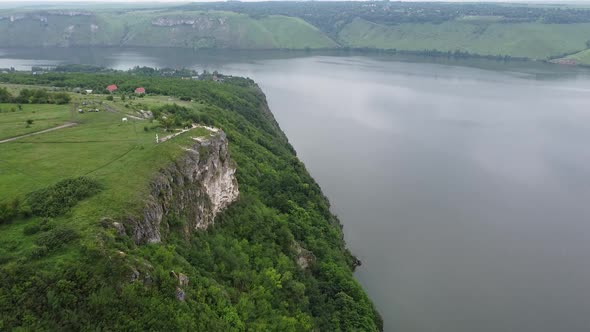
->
[[0, 122, 78, 144]]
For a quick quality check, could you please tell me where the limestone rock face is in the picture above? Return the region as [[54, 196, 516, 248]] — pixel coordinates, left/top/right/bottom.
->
[[130, 131, 239, 244], [294, 241, 315, 270]]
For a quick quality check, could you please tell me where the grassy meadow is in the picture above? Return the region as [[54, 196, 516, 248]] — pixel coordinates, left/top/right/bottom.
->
[[0, 104, 73, 140], [0, 88, 212, 265]]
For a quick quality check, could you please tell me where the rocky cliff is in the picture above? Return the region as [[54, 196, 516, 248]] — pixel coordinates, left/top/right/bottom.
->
[[129, 130, 239, 244]]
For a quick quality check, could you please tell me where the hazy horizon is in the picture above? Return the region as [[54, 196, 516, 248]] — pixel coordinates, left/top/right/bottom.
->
[[2, 0, 590, 4]]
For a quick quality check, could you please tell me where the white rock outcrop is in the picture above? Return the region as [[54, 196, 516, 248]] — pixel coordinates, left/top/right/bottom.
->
[[129, 130, 239, 244]]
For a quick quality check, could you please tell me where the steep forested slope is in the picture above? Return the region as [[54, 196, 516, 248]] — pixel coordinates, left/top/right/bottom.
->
[[0, 72, 382, 331]]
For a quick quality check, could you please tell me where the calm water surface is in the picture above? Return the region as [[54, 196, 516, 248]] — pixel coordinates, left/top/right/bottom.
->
[[3, 48, 590, 332]]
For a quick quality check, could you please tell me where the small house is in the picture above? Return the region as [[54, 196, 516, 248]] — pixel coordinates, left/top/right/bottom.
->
[[134, 87, 146, 94], [106, 84, 118, 93]]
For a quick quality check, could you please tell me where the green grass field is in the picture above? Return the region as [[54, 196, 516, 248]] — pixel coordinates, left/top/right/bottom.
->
[[0, 89, 212, 264], [0, 104, 73, 140]]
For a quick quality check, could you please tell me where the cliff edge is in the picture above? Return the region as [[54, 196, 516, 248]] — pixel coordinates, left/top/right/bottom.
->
[[129, 130, 239, 244]]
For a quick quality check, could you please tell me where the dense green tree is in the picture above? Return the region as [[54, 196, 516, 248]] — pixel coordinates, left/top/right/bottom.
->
[[0, 87, 11, 102]]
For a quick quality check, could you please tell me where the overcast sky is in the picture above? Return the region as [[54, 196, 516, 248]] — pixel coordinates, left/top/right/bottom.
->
[[0, 0, 583, 2], [0, 0, 588, 4]]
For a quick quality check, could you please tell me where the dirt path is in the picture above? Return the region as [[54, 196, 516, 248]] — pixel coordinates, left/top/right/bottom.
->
[[102, 103, 144, 120], [0, 122, 78, 144]]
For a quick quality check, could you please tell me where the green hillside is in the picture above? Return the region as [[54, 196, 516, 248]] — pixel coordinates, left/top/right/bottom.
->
[[0, 71, 382, 331], [562, 48, 590, 65], [4, 2, 590, 62], [338, 18, 590, 59], [0, 10, 336, 49]]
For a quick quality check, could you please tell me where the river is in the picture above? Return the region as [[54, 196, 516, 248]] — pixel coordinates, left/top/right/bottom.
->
[[3, 47, 590, 332]]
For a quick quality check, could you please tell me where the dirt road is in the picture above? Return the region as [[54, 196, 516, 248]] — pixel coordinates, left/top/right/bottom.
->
[[0, 122, 78, 144]]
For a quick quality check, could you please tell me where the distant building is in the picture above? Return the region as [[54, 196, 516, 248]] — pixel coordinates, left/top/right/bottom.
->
[[134, 87, 146, 94], [212, 75, 225, 83], [106, 84, 118, 93]]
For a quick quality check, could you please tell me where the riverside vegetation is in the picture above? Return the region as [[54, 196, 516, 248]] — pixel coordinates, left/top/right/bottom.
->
[[3, 2, 590, 64], [0, 69, 382, 330]]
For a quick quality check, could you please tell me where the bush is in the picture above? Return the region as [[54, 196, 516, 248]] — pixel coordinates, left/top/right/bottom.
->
[[35, 226, 79, 250], [23, 223, 41, 236], [26, 177, 102, 217], [0, 87, 12, 102], [106, 95, 114, 101], [0, 198, 25, 224], [53, 92, 71, 105], [27, 245, 49, 259]]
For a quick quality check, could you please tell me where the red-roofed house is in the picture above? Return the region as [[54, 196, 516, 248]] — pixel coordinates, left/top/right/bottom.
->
[[106, 84, 118, 93], [134, 87, 146, 94]]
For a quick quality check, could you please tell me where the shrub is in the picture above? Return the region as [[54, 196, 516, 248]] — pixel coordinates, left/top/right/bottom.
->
[[0, 202, 17, 224], [52, 92, 71, 105], [27, 245, 49, 259], [23, 223, 41, 236], [26, 177, 102, 217], [0, 198, 26, 224], [35, 226, 79, 250], [0, 87, 12, 102], [106, 95, 114, 101]]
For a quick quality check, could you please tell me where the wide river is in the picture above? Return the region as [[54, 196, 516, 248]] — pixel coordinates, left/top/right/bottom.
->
[[3, 48, 590, 332]]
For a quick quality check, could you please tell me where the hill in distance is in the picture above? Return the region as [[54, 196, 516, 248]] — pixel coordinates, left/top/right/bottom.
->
[[3, 2, 590, 64]]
